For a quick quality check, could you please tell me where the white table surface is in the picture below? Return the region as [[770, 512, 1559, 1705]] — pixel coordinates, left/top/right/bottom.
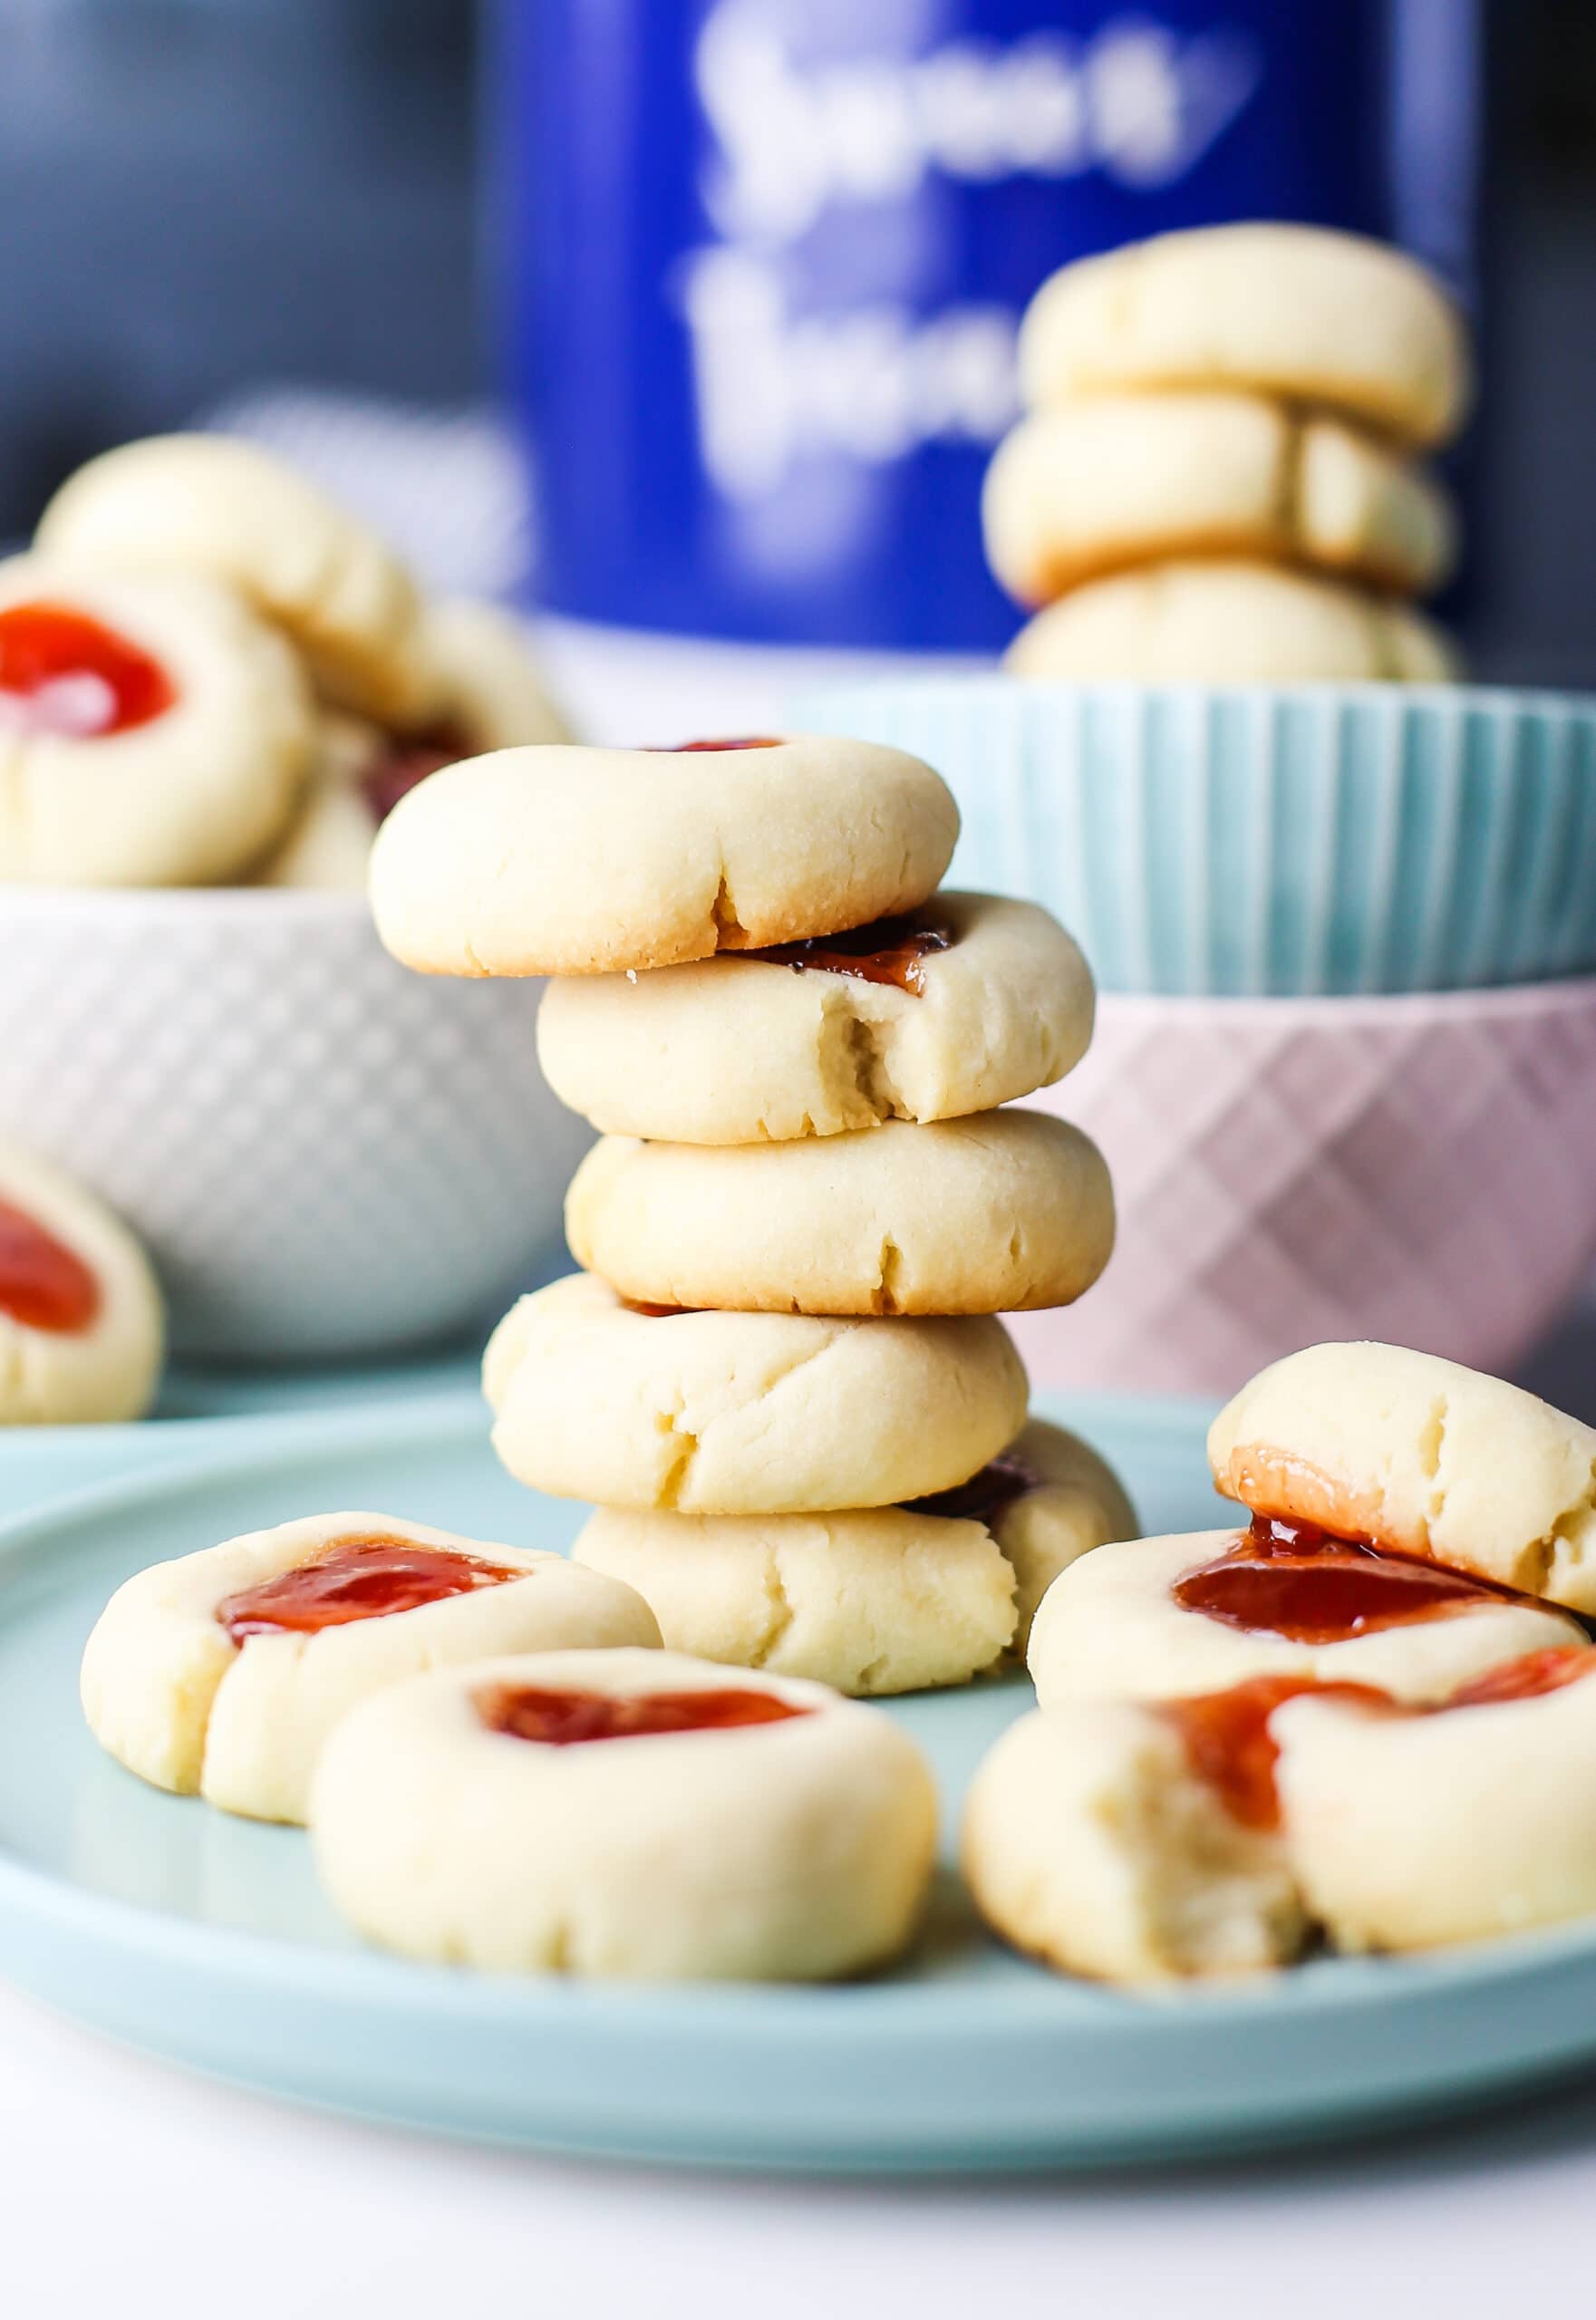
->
[[5, 1968, 1596, 2319]]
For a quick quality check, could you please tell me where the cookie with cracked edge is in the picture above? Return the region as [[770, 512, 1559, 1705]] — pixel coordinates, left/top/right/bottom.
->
[[368, 735, 959, 977], [564, 1111, 1114, 1319], [483, 1271, 1029, 1514], [571, 1417, 1137, 1687], [1209, 1341, 1596, 1612], [536, 893, 1094, 1144]]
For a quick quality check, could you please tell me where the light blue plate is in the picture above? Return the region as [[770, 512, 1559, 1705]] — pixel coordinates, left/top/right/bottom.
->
[[5, 1389, 1596, 2173]]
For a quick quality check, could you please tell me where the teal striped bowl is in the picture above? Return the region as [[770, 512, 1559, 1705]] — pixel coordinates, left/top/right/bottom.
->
[[793, 678, 1596, 995]]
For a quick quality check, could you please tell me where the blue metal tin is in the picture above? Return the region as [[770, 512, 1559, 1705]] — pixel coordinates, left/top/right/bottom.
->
[[489, 1, 1477, 650]]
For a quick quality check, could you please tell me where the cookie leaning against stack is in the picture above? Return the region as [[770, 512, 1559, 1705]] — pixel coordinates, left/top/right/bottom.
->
[[963, 1341, 1596, 1986], [982, 223, 1470, 681], [373, 732, 1137, 1693]]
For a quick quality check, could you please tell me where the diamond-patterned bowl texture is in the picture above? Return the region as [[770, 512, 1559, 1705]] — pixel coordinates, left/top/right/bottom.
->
[[0, 891, 591, 1359], [1011, 981, 1596, 1397], [796, 677, 1596, 995]]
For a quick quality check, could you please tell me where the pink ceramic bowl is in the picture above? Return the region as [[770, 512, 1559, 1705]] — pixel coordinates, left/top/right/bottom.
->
[[1013, 979, 1596, 1397]]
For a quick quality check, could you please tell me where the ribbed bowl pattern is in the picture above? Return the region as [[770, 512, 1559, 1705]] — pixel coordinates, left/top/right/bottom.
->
[[1007, 983, 1596, 1397], [0, 891, 591, 1360], [796, 678, 1596, 996]]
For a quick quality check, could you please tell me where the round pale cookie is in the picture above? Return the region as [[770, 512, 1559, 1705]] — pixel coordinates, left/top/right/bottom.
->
[[1209, 1341, 1596, 1614], [572, 1414, 1134, 1689], [984, 397, 1456, 604], [906, 1416, 1137, 1649], [483, 1271, 1028, 1514], [536, 894, 1093, 1145], [1276, 1651, 1596, 1952], [309, 1647, 938, 1978], [80, 1512, 660, 1824], [574, 1505, 1017, 1694], [1028, 1530, 1586, 1710], [566, 1111, 1114, 1318], [368, 736, 959, 977], [962, 1699, 1307, 1986], [1018, 224, 1471, 447], [259, 605, 572, 890], [1004, 560, 1460, 684], [0, 1140, 163, 1423], [0, 561, 312, 885], [36, 434, 437, 725]]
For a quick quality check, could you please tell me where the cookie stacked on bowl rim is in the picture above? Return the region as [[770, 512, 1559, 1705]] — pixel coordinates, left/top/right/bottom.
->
[[982, 223, 1470, 682], [373, 730, 1137, 1694]]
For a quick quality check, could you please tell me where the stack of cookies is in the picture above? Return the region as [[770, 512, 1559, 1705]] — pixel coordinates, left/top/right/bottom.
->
[[371, 732, 1137, 1694], [982, 223, 1471, 683]]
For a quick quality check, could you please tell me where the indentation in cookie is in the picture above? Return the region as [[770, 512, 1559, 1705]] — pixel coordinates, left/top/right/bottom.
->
[[0, 601, 176, 737], [1172, 1512, 1523, 1644], [0, 1198, 101, 1333], [1159, 1673, 1395, 1832], [749, 914, 953, 995], [215, 1533, 524, 1641], [474, 1679, 809, 1745]]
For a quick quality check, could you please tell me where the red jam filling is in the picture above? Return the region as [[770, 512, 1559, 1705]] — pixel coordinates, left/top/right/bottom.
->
[[652, 737, 784, 752], [474, 1682, 809, 1745], [1165, 1644, 1596, 1832], [0, 1199, 100, 1333], [1173, 1511, 1516, 1643], [904, 1447, 1045, 1527], [749, 914, 953, 995], [0, 601, 176, 737], [217, 1535, 523, 1642], [361, 717, 475, 825], [1160, 1674, 1396, 1832], [1446, 1648, 1596, 1709]]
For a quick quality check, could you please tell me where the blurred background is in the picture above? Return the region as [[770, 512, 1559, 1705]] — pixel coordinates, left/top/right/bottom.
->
[[0, 0, 1586, 681]]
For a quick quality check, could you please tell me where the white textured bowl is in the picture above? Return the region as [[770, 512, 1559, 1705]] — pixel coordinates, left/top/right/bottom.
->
[[1012, 981, 1596, 1397], [0, 890, 591, 1360]]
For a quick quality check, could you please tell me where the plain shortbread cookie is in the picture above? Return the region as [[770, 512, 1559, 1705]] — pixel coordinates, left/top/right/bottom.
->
[[537, 893, 1094, 1144], [1018, 223, 1470, 446], [484, 1271, 1029, 1514], [570, 1416, 1136, 1688], [574, 1504, 1018, 1694], [368, 736, 959, 977], [564, 1110, 1115, 1317], [1004, 559, 1459, 683], [984, 396, 1455, 604], [309, 1647, 939, 1978]]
